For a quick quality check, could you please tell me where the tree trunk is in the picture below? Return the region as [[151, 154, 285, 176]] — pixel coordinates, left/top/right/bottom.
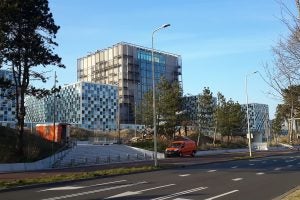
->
[[16, 87, 25, 157], [213, 126, 217, 147], [227, 134, 230, 144]]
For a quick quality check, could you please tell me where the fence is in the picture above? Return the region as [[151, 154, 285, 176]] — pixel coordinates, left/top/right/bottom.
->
[[52, 152, 154, 168]]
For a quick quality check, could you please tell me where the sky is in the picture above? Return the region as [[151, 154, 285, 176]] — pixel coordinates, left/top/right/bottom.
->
[[45, 0, 297, 119]]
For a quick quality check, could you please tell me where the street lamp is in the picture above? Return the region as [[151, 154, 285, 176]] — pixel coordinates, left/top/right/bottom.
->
[[245, 71, 258, 157], [152, 23, 170, 167]]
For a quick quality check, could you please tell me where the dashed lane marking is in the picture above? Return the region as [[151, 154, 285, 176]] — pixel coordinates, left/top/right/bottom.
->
[[207, 170, 217, 173], [231, 166, 238, 169], [249, 163, 255, 166], [256, 172, 265, 175], [286, 159, 296, 163], [274, 167, 282, 171], [232, 178, 243, 181], [179, 174, 191, 177]]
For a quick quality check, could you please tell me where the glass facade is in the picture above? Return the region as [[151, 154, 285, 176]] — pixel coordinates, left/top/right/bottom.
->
[[77, 42, 182, 124], [0, 70, 16, 127], [241, 103, 270, 142], [25, 82, 118, 131]]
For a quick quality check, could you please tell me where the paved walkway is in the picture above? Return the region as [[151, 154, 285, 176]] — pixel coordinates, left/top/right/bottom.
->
[[0, 148, 296, 182]]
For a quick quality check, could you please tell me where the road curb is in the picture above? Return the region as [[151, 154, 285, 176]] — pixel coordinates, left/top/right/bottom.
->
[[0, 150, 296, 192], [272, 185, 300, 200]]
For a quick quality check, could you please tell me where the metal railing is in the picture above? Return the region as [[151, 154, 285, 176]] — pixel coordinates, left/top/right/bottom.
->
[[52, 152, 154, 168], [50, 139, 77, 168]]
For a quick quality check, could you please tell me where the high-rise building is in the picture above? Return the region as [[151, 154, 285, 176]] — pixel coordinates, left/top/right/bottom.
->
[[241, 103, 269, 142], [182, 94, 217, 134], [0, 70, 16, 127], [25, 81, 118, 131], [77, 42, 182, 124]]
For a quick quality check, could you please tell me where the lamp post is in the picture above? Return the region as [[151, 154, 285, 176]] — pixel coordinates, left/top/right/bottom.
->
[[245, 71, 257, 157], [152, 23, 170, 167]]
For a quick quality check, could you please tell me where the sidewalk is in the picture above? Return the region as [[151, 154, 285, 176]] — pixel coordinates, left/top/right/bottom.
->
[[0, 148, 296, 182]]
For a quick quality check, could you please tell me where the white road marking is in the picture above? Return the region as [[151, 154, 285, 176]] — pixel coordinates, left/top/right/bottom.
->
[[41, 181, 147, 200], [40, 186, 84, 191], [232, 178, 243, 181], [249, 163, 255, 166], [256, 172, 265, 175], [105, 184, 175, 199], [38, 180, 127, 192], [151, 186, 207, 200], [231, 166, 238, 169], [274, 167, 282, 171], [286, 159, 296, 163], [207, 170, 217, 173], [204, 190, 239, 200], [179, 174, 191, 177], [173, 198, 192, 200]]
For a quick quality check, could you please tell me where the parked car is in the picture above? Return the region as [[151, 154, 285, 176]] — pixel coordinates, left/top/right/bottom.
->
[[165, 139, 197, 157]]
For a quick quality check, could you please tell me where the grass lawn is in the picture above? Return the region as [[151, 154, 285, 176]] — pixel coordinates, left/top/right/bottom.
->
[[0, 166, 158, 190]]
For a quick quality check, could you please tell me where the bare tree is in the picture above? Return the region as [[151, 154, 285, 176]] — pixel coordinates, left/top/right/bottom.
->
[[264, 0, 300, 143]]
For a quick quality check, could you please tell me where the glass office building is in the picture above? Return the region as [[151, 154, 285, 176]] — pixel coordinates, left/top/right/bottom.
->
[[241, 103, 270, 142], [25, 81, 118, 131], [77, 42, 182, 124], [0, 70, 16, 127]]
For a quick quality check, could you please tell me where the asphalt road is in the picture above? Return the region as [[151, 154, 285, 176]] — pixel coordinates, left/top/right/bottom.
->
[[1, 152, 300, 200]]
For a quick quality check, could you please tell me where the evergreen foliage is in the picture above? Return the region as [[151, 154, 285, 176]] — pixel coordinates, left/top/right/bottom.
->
[[0, 0, 64, 155]]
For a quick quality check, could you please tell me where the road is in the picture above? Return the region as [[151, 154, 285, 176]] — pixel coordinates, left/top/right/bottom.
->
[[1, 152, 300, 200]]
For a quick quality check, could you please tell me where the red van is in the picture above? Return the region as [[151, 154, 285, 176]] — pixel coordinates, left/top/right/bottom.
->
[[165, 139, 197, 157]]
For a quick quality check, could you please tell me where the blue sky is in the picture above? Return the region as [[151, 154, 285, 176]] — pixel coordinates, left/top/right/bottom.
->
[[46, 0, 296, 118]]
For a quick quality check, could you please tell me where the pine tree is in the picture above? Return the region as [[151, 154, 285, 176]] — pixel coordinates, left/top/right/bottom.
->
[[0, 0, 64, 156]]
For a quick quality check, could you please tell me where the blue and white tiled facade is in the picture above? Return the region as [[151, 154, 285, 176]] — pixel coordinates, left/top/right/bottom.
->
[[241, 103, 269, 142], [25, 81, 118, 131], [183, 94, 217, 124], [0, 70, 16, 127]]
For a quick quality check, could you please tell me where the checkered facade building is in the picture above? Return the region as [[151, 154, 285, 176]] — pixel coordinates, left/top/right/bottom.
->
[[25, 81, 118, 131], [241, 103, 269, 141], [0, 70, 16, 127], [183, 94, 217, 124]]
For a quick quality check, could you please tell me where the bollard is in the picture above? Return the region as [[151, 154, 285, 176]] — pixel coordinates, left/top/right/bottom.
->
[[136, 153, 138, 160], [118, 154, 121, 162], [127, 154, 130, 161], [144, 153, 147, 160]]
